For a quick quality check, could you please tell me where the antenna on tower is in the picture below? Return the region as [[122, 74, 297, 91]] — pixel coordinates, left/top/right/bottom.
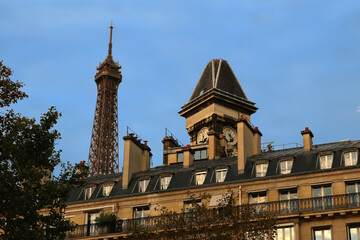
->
[[108, 20, 114, 56]]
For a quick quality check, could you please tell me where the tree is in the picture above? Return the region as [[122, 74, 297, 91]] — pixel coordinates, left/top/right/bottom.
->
[[126, 191, 277, 240], [0, 60, 88, 240]]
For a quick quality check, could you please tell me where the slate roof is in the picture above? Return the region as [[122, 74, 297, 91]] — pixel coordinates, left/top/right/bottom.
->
[[189, 59, 247, 101], [67, 140, 360, 204]]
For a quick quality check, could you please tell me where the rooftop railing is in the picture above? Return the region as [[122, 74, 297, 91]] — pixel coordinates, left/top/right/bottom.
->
[[66, 192, 360, 238]]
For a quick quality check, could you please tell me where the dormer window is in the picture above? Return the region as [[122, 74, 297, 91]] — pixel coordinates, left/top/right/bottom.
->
[[215, 168, 227, 183], [102, 184, 114, 197], [195, 171, 207, 185], [160, 176, 172, 190], [279, 159, 293, 174], [344, 151, 358, 166], [138, 179, 150, 193], [319, 154, 333, 169], [84, 187, 95, 200], [256, 163, 268, 177]]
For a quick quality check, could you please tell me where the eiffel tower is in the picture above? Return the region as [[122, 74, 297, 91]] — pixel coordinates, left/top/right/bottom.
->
[[88, 24, 122, 176]]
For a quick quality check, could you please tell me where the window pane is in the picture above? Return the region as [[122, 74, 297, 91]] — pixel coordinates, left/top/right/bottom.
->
[[323, 186, 332, 196], [323, 229, 331, 240], [313, 187, 322, 198], [194, 151, 200, 160], [347, 183, 356, 194], [350, 227, 359, 240], [177, 152, 183, 163]]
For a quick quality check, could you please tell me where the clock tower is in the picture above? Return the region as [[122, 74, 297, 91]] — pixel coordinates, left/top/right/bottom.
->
[[179, 59, 258, 159]]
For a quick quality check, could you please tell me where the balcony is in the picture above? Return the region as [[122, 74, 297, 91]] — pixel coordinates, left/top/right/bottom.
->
[[66, 192, 360, 239]]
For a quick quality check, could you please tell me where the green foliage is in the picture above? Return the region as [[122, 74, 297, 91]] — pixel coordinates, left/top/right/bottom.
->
[[0, 61, 89, 240], [126, 191, 277, 240], [95, 211, 117, 227]]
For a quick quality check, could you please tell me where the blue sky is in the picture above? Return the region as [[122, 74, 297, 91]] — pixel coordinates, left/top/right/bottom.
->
[[1, 0, 360, 170]]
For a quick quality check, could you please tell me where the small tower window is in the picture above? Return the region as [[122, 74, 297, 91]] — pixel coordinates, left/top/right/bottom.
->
[[177, 152, 184, 163]]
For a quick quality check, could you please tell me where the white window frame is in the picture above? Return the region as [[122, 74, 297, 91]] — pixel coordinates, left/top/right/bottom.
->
[[344, 151, 358, 167], [195, 171, 207, 185], [313, 227, 332, 240], [349, 224, 360, 240], [319, 154, 333, 169], [160, 176, 172, 190], [138, 179, 150, 193], [276, 225, 295, 240], [84, 187, 95, 200], [280, 159, 293, 174], [256, 163, 268, 177], [215, 168, 227, 183]]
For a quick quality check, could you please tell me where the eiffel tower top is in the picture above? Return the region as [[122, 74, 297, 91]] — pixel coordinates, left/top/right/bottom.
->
[[95, 22, 122, 81]]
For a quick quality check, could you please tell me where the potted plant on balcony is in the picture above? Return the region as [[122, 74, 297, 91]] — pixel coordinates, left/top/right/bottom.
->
[[95, 211, 117, 234]]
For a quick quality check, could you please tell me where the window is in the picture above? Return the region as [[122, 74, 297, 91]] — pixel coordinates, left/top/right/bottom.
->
[[344, 151, 358, 166], [87, 213, 100, 236], [256, 163, 268, 177], [313, 227, 332, 240], [177, 152, 183, 163], [215, 168, 227, 183], [194, 149, 207, 160], [312, 185, 332, 210], [319, 155, 333, 169], [160, 176, 171, 190], [195, 171, 207, 185], [349, 224, 360, 240], [102, 184, 113, 197], [347, 182, 360, 206], [138, 179, 150, 193], [133, 205, 150, 225], [249, 192, 267, 212], [279, 189, 298, 213], [280, 159, 293, 174], [276, 226, 295, 240], [183, 199, 201, 213], [84, 187, 95, 200]]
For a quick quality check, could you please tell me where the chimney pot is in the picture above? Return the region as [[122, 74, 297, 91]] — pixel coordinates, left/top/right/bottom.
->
[[144, 140, 148, 146], [305, 127, 309, 131], [186, 144, 190, 147]]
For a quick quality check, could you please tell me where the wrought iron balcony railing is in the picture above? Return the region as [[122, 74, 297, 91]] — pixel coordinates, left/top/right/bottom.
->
[[66, 192, 360, 238]]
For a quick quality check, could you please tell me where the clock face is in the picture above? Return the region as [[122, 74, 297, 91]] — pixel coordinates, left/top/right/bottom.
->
[[223, 126, 237, 145], [197, 127, 209, 144]]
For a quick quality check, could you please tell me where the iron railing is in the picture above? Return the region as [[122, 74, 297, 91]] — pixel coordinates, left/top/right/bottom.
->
[[66, 192, 360, 238]]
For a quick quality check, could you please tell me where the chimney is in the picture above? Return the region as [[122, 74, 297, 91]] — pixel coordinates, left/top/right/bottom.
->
[[237, 116, 262, 174], [301, 127, 314, 151], [122, 134, 152, 189], [253, 127, 262, 155], [207, 130, 219, 160], [162, 136, 180, 165], [183, 145, 194, 168]]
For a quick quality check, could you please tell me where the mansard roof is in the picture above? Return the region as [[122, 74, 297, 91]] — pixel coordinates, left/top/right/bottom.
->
[[67, 140, 360, 204], [189, 59, 247, 101]]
